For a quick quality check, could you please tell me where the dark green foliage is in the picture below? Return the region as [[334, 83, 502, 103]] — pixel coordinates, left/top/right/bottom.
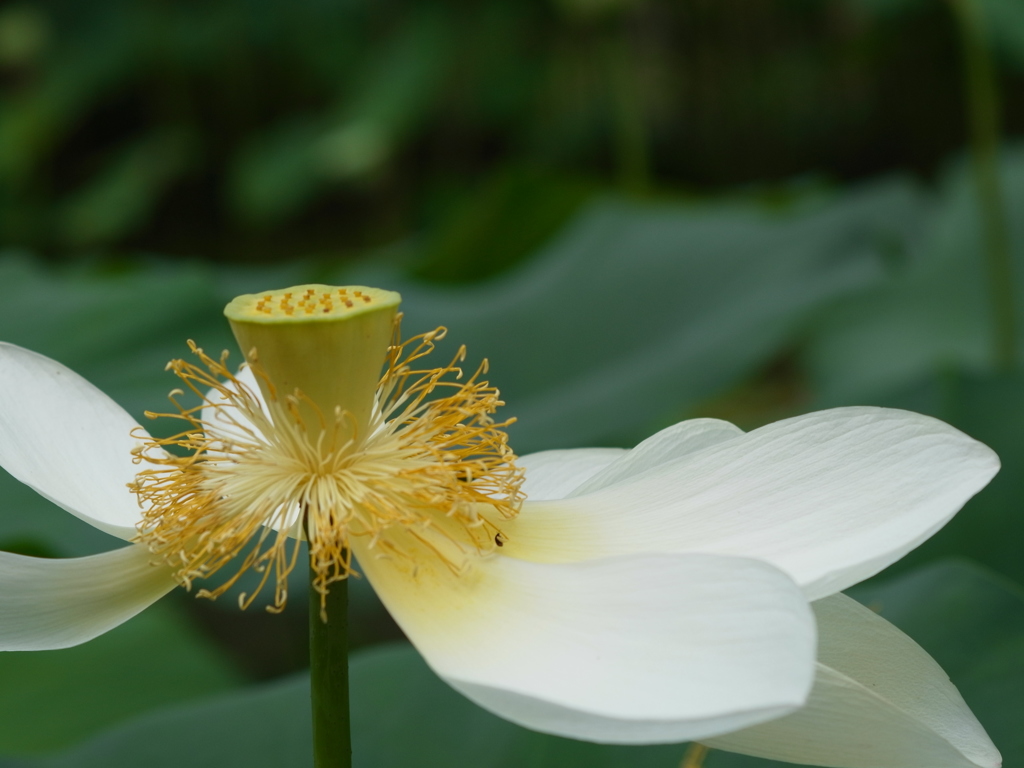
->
[[2, 0, 1024, 261]]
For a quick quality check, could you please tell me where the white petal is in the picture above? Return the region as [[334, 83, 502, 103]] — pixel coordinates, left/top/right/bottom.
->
[[200, 366, 308, 536], [518, 419, 742, 501], [354, 544, 816, 744], [201, 363, 268, 449], [518, 448, 625, 500], [503, 408, 998, 599], [705, 593, 1001, 768], [568, 418, 744, 497], [0, 544, 178, 650], [0, 343, 149, 539]]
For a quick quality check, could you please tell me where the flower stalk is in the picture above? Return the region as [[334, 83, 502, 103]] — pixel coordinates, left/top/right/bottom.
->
[[309, 559, 352, 768]]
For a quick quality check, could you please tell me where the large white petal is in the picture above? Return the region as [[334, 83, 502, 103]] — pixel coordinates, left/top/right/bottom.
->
[[0, 343, 149, 539], [705, 593, 1001, 768], [518, 448, 625, 500], [502, 408, 998, 599], [568, 418, 744, 496], [354, 542, 816, 744], [0, 544, 178, 650], [518, 418, 742, 501]]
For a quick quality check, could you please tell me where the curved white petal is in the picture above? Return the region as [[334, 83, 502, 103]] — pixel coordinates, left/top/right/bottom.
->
[[0, 343, 150, 539], [354, 543, 816, 744], [503, 408, 998, 599], [705, 593, 1001, 768], [518, 418, 742, 501], [201, 366, 308, 537], [0, 544, 178, 650], [201, 364, 268, 449], [518, 448, 625, 501], [568, 418, 744, 497]]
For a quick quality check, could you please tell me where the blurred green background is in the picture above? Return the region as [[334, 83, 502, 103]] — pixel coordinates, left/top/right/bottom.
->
[[2, 0, 1024, 766]]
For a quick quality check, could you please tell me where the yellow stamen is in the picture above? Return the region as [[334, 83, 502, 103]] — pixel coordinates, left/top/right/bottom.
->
[[130, 322, 524, 618]]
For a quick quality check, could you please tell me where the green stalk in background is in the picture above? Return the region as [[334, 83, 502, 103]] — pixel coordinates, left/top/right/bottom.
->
[[950, 0, 1017, 370], [604, 28, 651, 195], [680, 743, 710, 768]]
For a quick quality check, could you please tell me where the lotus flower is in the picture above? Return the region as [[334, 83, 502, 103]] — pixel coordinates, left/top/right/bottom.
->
[[0, 284, 1001, 767]]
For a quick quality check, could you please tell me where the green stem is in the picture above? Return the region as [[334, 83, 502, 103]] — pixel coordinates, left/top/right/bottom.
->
[[603, 28, 650, 195], [309, 565, 351, 768], [680, 743, 710, 768], [951, 0, 1017, 369]]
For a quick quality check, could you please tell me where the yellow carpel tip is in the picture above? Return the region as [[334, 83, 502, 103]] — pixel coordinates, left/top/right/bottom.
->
[[224, 284, 401, 325]]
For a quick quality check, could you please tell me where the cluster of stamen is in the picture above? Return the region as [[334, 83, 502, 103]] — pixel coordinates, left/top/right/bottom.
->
[[130, 325, 524, 617], [252, 287, 374, 317]]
